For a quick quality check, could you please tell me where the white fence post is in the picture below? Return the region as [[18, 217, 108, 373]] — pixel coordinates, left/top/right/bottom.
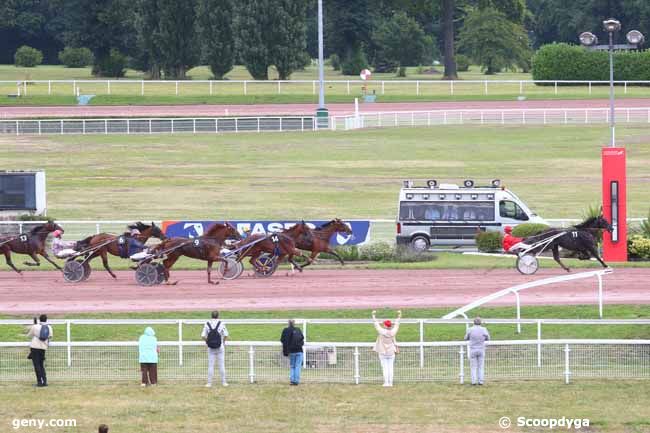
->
[[107, 80, 111, 95], [382, 81, 385, 95], [244, 81, 247, 96], [312, 80, 315, 95], [178, 320, 183, 366], [564, 344, 571, 384], [416, 81, 420, 96], [277, 81, 281, 94], [175, 81, 179, 96], [302, 320, 307, 368], [484, 80, 488, 95], [624, 82, 627, 94], [104, 119, 108, 134], [248, 346, 255, 383], [141, 81, 144, 96], [48, 80, 51, 95], [66, 320, 72, 367], [554, 81, 558, 95], [519, 80, 523, 94], [72, 79, 76, 96], [95, 223, 100, 234], [589, 81, 592, 95], [450, 80, 454, 95], [458, 345, 465, 384], [353, 346, 360, 385], [419, 320, 424, 368], [347, 80, 350, 95], [537, 320, 542, 367]]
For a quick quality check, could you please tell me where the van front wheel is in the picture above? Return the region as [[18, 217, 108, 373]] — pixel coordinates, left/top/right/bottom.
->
[[410, 236, 430, 253]]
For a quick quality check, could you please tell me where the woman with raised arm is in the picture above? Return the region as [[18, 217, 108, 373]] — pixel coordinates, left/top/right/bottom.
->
[[371, 309, 401, 387]]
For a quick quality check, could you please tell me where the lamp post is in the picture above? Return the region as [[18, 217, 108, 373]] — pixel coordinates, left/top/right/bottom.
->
[[316, 0, 329, 128], [579, 20, 644, 263]]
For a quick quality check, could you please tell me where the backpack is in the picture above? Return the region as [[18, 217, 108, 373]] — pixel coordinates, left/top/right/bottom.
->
[[38, 324, 50, 341], [206, 321, 222, 349]]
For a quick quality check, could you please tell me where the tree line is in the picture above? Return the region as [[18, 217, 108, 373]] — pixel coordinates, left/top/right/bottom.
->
[[2, 0, 649, 78]]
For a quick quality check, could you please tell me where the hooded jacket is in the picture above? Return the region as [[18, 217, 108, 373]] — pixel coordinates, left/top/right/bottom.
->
[[138, 327, 158, 363]]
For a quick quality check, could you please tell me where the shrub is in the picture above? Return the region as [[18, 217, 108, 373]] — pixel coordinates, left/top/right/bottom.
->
[[639, 208, 650, 238], [475, 231, 502, 252], [341, 46, 368, 76], [628, 235, 650, 260], [329, 54, 341, 71], [511, 223, 549, 238], [58, 47, 94, 68], [455, 54, 470, 72], [14, 46, 43, 67], [93, 49, 127, 78], [333, 245, 360, 261], [532, 43, 650, 82], [359, 241, 394, 261]]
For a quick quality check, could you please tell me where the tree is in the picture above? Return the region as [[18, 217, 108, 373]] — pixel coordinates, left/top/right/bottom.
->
[[234, 0, 272, 79], [441, 0, 457, 79], [458, 6, 531, 74], [157, 0, 199, 79], [135, 0, 163, 79], [373, 11, 433, 76], [197, 0, 234, 79], [271, 0, 308, 80]]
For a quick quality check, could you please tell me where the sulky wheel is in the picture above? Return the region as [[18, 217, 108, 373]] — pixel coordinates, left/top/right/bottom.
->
[[136, 262, 161, 286], [81, 262, 92, 281], [155, 263, 166, 284], [253, 253, 278, 278], [218, 258, 244, 280], [516, 254, 539, 275], [63, 259, 85, 283]]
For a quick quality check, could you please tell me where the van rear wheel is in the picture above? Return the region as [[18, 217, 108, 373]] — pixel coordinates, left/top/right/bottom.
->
[[410, 236, 430, 253]]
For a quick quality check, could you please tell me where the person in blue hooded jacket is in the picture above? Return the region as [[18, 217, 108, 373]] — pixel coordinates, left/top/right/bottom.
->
[[138, 327, 158, 386]]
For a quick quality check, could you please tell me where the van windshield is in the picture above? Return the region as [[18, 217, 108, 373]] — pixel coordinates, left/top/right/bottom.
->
[[399, 202, 495, 221], [499, 200, 529, 221]]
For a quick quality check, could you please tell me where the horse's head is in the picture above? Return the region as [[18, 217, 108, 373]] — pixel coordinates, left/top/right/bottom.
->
[[332, 218, 353, 235], [224, 222, 242, 241], [130, 222, 167, 240], [205, 222, 241, 241], [34, 220, 64, 235], [578, 215, 613, 233], [149, 222, 167, 240]]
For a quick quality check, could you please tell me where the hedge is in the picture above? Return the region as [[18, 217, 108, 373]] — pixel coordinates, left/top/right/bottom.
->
[[531, 43, 650, 82], [475, 231, 502, 252], [511, 223, 549, 238], [59, 47, 94, 68]]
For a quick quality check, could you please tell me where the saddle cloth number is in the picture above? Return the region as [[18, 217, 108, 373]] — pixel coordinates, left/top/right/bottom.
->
[[19, 234, 28, 242], [571, 231, 578, 238], [270, 235, 279, 243], [194, 239, 200, 246]]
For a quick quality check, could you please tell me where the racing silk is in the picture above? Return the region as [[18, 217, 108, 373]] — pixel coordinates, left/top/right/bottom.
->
[[503, 233, 523, 252], [52, 237, 77, 255]]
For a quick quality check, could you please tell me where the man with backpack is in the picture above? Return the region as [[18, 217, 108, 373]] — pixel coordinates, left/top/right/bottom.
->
[[280, 319, 304, 385], [201, 311, 229, 387], [27, 314, 52, 387]]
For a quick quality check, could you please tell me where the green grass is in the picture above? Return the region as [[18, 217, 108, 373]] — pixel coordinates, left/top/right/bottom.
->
[[3, 64, 650, 105], [2, 305, 649, 343], [2, 382, 650, 433], [2, 125, 649, 220]]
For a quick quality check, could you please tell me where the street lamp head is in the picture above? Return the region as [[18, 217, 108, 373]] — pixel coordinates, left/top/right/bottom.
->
[[579, 32, 598, 46], [603, 18, 621, 33], [626, 30, 645, 46]]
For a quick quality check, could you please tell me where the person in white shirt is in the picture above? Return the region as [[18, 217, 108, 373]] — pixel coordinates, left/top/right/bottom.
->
[[51, 230, 77, 258], [372, 309, 401, 387], [201, 310, 229, 387], [27, 314, 53, 387]]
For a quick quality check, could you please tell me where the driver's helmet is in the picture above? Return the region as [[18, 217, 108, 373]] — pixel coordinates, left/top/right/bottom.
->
[[52, 230, 63, 238], [504, 226, 513, 234]]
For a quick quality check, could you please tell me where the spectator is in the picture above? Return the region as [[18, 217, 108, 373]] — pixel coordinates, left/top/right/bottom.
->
[[280, 320, 304, 385], [465, 317, 491, 386], [138, 327, 158, 387], [201, 310, 229, 387], [98, 425, 109, 433], [372, 309, 401, 387], [27, 314, 52, 387]]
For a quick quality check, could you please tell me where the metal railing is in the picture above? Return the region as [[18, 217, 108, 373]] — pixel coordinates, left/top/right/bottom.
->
[[1, 338, 648, 384], [4, 79, 650, 98], [0, 117, 318, 135], [331, 107, 650, 130]]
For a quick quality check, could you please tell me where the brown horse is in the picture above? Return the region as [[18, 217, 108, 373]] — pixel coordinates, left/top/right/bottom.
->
[[0, 220, 64, 274], [75, 222, 166, 279], [284, 219, 353, 268], [235, 224, 311, 273], [151, 222, 240, 285]]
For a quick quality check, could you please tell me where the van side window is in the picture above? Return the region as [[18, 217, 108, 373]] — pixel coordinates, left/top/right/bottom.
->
[[499, 200, 529, 221]]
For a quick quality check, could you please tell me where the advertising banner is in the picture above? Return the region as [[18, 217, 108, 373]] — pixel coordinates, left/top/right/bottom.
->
[[161, 220, 370, 246]]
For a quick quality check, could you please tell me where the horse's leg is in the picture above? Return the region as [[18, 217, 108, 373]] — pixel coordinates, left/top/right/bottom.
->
[[326, 248, 345, 266], [3, 250, 22, 274], [286, 254, 303, 273], [162, 254, 180, 285], [99, 250, 117, 279], [40, 251, 63, 271], [588, 245, 609, 268], [552, 245, 570, 272], [23, 253, 41, 267], [206, 259, 220, 285]]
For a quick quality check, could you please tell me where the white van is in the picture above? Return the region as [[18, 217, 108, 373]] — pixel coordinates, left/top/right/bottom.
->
[[396, 179, 547, 251]]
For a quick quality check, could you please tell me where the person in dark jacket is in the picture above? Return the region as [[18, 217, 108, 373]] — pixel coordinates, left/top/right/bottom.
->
[[280, 319, 304, 385]]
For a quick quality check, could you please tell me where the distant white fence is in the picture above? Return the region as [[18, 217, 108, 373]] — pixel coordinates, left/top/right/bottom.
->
[[4, 79, 650, 97], [331, 107, 650, 130], [0, 117, 318, 135], [1, 338, 648, 384]]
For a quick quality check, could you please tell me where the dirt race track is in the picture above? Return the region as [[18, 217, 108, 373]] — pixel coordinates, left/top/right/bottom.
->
[[0, 268, 648, 314]]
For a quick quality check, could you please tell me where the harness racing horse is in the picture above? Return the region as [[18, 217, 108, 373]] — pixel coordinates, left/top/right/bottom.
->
[[522, 215, 613, 272], [283, 219, 353, 268], [0, 221, 65, 274], [75, 222, 166, 279], [235, 224, 311, 274], [152, 222, 241, 285]]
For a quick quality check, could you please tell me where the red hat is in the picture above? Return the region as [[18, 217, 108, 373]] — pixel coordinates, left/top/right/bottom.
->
[[504, 226, 513, 234], [383, 319, 392, 328]]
